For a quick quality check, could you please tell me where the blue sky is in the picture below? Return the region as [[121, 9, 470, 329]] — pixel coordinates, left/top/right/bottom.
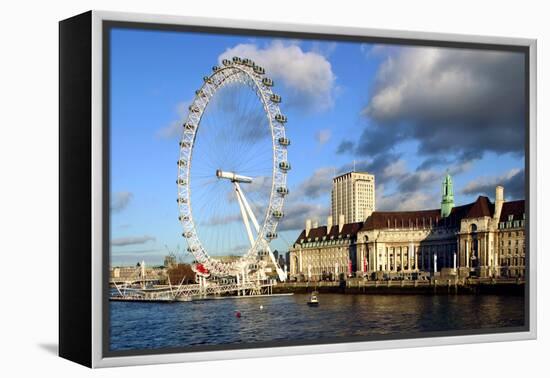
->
[[109, 27, 525, 266]]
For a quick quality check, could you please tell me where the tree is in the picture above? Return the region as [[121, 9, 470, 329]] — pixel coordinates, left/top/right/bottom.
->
[[167, 263, 195, 284]]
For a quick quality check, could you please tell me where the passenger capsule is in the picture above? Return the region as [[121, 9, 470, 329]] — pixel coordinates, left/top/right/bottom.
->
[[188, 105, 200, 113], [270, 94, 281, 103], [272, 210, 284, 218], [253, 65, 265, 74], [222, 59, 232, 66], [262, 77, 274, 87], [177, 159, 187, 167], [176, 178, 186, 185], [266, 232, 278, 239], [184, 123, 195, 131], [195, 89, 206, 97], [179, 141, 190, 148], [183, 232, 193, 238], [203, 76, 212, 83], [232, 56, 242, 64], [278, 137, 290, 146], [176, 197, 187, 204], [275, 114, 287, 123], [276, 187, 289, 195], [279, 162, 291, 171], [212, 65, 220, 72], [178, 215, 189, 221]]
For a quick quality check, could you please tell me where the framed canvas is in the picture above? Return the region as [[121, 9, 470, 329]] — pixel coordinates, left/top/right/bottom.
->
[[59, 10, 537, 368]]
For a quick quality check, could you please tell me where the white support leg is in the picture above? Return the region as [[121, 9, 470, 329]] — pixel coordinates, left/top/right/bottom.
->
[[235, 184, 255, 247], [235, 182, 287, 281], [235, 182, 260, 232]]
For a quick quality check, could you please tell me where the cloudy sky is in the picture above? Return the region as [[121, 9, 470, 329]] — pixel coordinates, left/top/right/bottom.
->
[[109, 28, 526, 266]]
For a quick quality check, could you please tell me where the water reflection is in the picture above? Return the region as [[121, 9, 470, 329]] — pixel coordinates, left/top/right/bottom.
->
[[110, 294, 525, 351]]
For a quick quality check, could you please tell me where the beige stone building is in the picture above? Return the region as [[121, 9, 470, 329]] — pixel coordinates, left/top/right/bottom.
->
[[331, 171, 375, 225], [356, 187, 525, 279], [496, 200, 526, 278], [289, 220, 363, 280], [110, 264, 167, 282], [290, 173, 526, 281]]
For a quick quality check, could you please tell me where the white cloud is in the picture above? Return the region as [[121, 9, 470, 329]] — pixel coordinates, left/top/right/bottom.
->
[[157, 100, 191, 139], [360, 43, 398, 59], [219, 41, 336, 112], [111, 235, 156, 247], [295, 167, 334, 199], [111, 191, 133, 213], [315, 129, 331, 145], [278, 202, 330, 232], [461, 168, 523, 198], [206, 213, 242, 226], [311, 41, 337, 58], [381, 159, 408, 181], [359, 46, 525, 159], [376, 183, 439, 212]]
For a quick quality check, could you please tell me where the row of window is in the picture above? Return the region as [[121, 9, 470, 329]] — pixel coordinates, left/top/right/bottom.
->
[[500, 231, 524, 238], [499, 248, 524, 256], [301, 259, 348, 265], [500, 239, 524, 246], [499, 220, 525, 229], [500, 257, 525, 266], [299, 238, 351, 247]]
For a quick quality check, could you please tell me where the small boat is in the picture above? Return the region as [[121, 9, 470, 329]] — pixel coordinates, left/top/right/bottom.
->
[[307, 291, 319, 307]]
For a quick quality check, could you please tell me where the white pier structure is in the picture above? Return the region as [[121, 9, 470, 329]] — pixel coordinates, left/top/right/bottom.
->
[[111, 277, 275, 302]]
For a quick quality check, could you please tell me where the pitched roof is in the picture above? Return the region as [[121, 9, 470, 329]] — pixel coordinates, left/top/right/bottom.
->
[[499, 200, 525, 222], [362, 208, 442, 231], [465, 196, 494, 218], [294, 221, 364, 244]]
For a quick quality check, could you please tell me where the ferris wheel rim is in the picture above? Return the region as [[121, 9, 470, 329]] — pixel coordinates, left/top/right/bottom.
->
[[176, 58, 289, 277]]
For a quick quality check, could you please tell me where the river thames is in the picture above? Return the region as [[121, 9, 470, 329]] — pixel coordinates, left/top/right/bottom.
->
[[110, 293, 525, 352]]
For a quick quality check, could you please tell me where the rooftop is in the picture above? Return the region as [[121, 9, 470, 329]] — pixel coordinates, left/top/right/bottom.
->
[[293, 196, 525, 244], [295, 221, 364, 243]]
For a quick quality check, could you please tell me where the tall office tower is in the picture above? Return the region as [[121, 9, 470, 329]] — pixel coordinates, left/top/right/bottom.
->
[[331, 171, 376, 225]]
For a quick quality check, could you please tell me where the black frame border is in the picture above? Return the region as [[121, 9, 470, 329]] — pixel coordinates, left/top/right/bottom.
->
[[59, 11, 93, 368]]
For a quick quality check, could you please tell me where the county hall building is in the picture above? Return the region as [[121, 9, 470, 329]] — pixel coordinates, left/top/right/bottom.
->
[[289, 172, 526, 280]]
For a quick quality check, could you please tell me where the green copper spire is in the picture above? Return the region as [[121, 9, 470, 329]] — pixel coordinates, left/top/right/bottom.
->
[[441, 172, 455, 218]]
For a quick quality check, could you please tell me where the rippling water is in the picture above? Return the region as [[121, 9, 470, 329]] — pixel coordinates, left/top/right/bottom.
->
[[109, 294, 525, 352]]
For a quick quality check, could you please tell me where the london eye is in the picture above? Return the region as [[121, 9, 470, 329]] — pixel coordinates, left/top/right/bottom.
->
[[177, 57, 289, 281]]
